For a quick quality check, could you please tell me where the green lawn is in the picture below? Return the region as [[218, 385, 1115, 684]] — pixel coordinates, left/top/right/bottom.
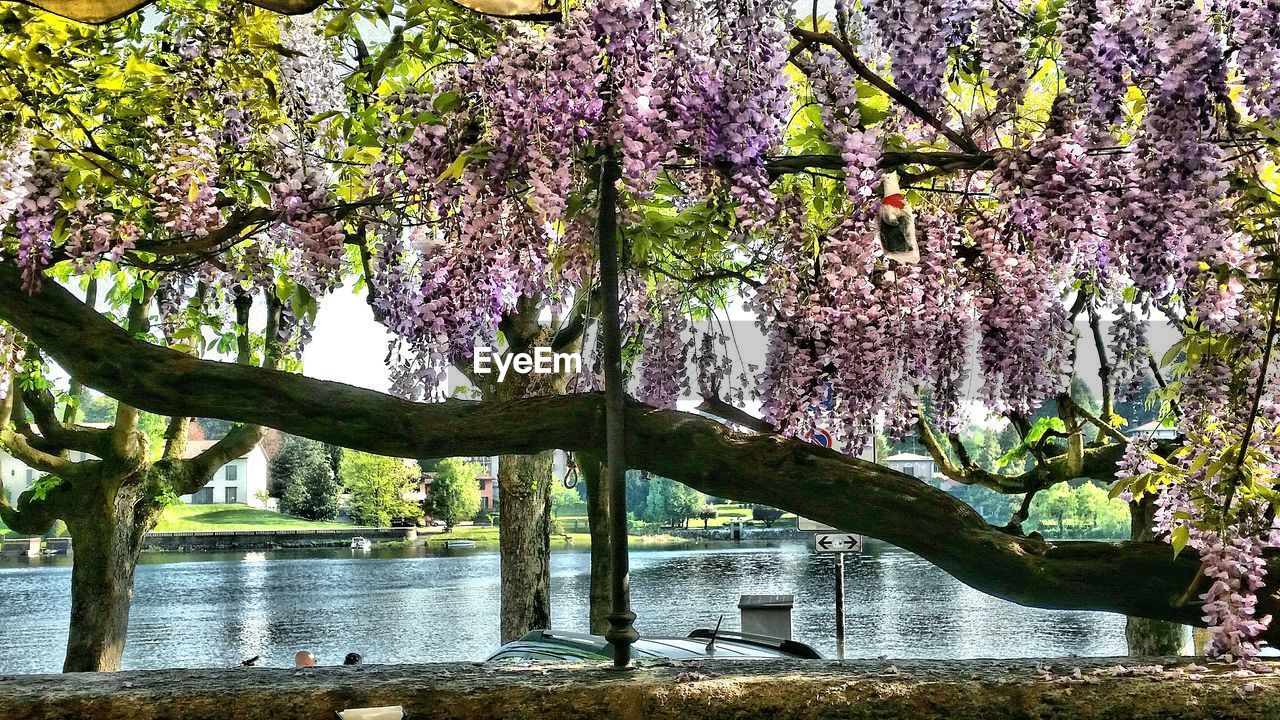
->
[[152, 504, 352, 532]]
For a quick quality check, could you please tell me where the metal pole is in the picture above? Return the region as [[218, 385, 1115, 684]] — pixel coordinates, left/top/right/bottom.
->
[[597, 153, 637, 668], [835, 552, 846, 660]]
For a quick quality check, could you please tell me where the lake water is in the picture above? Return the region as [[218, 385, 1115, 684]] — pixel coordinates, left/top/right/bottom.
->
[[0, 541, 1128, 674]]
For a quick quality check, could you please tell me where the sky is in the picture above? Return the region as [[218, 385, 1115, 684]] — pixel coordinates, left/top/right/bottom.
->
[[300, 278, 1182, 434]]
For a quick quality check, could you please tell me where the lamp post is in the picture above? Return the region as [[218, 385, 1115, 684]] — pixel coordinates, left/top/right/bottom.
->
[[596, 152, 637, 668]]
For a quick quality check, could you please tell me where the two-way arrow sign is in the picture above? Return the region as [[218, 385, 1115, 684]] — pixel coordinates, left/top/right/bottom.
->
[[815, 533, 863, 553]]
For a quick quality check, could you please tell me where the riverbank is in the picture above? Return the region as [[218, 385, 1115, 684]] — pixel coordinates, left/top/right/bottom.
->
[[1, 658, 1275, 720]]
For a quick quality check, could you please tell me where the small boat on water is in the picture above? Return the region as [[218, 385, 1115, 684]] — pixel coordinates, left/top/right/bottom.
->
[[444, 539, 476, 549], [350, 537, 373, 551]]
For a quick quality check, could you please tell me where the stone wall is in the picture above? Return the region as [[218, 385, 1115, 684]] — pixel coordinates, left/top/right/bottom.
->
[[141, 527, 416, 551], [1, 658, 1276, 720]]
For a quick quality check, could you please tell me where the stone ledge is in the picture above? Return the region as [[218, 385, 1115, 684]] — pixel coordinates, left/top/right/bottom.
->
[[1, 658, 1277, 720]]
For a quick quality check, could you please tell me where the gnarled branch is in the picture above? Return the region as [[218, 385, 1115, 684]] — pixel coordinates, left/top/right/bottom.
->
[[0, 261, 1255, 635]]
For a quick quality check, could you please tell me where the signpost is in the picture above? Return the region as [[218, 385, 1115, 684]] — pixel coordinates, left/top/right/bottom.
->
[[797, 426, 866, 659], [814, 533, 863, 553]]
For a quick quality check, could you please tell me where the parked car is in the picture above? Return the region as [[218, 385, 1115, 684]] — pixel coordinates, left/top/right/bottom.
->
[[485, 629, 822, 664], [429, 519, 447, 527]]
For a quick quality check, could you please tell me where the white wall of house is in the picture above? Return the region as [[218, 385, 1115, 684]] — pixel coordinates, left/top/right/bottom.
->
[[1, 449, 95, 504], [178, 445, 269, 508], [1, 451, 34, 505], [3, 444, 269, 509], [885, 453, 937, 479]]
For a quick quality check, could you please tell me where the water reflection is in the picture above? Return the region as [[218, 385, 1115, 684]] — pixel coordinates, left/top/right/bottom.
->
[[0, 542, 1126, 674]]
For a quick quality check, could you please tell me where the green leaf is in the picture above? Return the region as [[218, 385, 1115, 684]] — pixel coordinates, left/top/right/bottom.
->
[[1170, 524, 1189, 558], [437, 152, 469, 182], [1108, 478, 1131, 500], [30, 475, 64, 502], [1161, 337, 1190, 367], [433, 90, 461, 114]]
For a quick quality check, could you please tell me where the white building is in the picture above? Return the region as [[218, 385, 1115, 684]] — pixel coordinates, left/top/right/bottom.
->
[[1126, 420, 1179, 441], [3, 439, 270, 508], [2, 448, 94, 505], [885, 452, 937, 479], [177, 440, 271, 508]]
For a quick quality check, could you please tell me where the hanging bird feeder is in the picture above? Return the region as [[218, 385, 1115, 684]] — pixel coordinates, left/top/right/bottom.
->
[[877, 172, 919, 264]]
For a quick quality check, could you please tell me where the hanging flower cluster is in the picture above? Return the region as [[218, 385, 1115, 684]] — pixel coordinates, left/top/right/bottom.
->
[[753, 194, 975, 448], [0, 133, 33, 229], [1107, 302, 1149, 403], [863, 0, 979, 119], [809, 50, 882, 200], [635, 283, 692, 408], [1057, 0, 1127, 124], [277, 14, 346, 122], [12, 150, 62, 293], [1113, 0, 1229, 298], [268, 163, 346, 296], [149, 123, 222, 239]]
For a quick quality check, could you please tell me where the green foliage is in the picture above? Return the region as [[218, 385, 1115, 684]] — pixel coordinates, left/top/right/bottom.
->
[[1025, 481, 1130, 539], [425, 457, 483, 528], [341, 450, 422, 527], [641, 477, 704, 527], [751, 505, 784, 527], [280, 461, 342, 522], [698, 503, 718, 528], [550, 482, 581, 517], [998, 417, 1066, 469], [269, 434, 328, 497]]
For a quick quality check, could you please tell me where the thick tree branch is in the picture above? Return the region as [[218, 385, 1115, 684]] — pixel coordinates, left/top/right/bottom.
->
[[16, 380, 114, 459], [763, 150, 995, 179], [695, 394, 776, 434], [0, 373, 82, 479], [0, 262, 1258, 634], [917, 415, 1127, 494], [14, 0, 326, 26], [789, 28, 981, 154], [1088, 304, 1115, 420]]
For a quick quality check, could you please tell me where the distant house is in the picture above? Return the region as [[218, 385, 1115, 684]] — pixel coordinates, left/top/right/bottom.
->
[[1, 450, 40, 505], [177, 440, 270, 508], [461, 456, 502, 511], [885, 452, 937, 479], [1, 425, 105, 504], [1126, 420, 1179, 441]]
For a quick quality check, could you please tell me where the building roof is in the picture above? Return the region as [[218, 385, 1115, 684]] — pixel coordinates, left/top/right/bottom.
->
[[885, 452, 933, 463], [1128, 420, 1173, 434], [179, 439, 255, 460]]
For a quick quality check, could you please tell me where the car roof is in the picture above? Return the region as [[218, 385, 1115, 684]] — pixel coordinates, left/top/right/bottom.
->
[[486, 629, 822, 662]]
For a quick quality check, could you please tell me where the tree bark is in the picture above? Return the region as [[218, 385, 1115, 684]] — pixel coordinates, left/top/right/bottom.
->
[[1125, 495, 1187, 655], [61, 485, 149, 672], [1, 263, 1266, 639], [486, 313, 565, 643], [581, 453, 611, 634], [497, 451, 553, 642]]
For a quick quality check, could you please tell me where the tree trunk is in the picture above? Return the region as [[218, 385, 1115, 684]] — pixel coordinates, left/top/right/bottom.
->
[[582, 453, 611, 634], [62, 488, 149, 672], [1125, 495, 1186, 655], [497, 451, 554, 642]]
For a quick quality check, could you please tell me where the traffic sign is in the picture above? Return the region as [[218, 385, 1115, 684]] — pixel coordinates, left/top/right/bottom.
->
[[815, 533, 863, 553], [810, 428, 833, 448]]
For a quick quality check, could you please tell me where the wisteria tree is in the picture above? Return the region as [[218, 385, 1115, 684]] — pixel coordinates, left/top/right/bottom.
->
[[4, 0, 1280, 672]]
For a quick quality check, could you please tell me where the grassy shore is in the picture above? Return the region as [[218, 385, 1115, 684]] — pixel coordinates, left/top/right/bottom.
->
[[152, 505, 352, 532], [5, 502, 794, 543]]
